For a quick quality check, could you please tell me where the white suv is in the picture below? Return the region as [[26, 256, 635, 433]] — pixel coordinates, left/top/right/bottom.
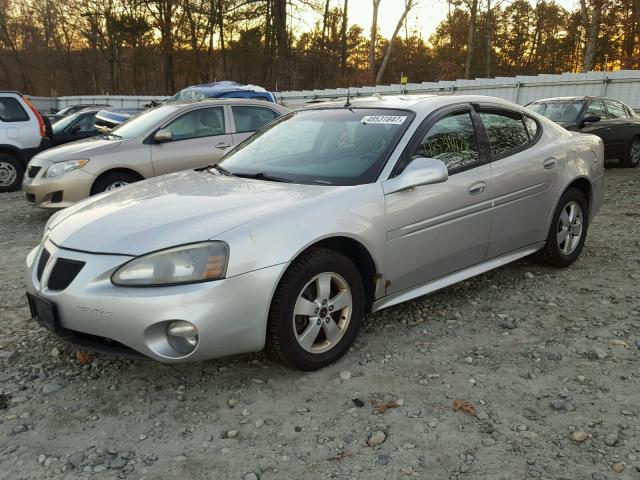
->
[[0, 91, 49, 192]]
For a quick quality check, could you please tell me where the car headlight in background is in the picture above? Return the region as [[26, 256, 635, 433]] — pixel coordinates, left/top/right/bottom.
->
[[44, 159, 89, 178], [111, 242, 229, 287]]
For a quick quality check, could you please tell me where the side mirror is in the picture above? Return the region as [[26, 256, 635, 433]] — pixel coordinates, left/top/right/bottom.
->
[[581, 115, 601, 126], [382, 157, 448, 194], [154, 129, 173, 143], [70, 125, 81, 135]]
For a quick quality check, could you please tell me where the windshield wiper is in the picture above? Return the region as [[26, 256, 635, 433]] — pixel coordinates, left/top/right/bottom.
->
[[234, 172, 293, 183], [195, 164, 232, 175]]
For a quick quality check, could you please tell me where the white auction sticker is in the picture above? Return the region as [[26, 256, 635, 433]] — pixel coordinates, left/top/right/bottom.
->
[[361, 115, 407, 125]]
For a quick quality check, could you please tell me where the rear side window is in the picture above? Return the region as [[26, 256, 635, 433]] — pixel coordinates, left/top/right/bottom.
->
[[232, 106, 279, 133], [605, 100, 628, 119], [0, 98, 29, 122], [478, 110, 530, 157]]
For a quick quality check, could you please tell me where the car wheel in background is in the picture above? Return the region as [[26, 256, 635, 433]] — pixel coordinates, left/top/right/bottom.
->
[[0, 154, 24, 193], [620, 137, 640, 168], [267, 247, 365, 371], [534, 188, 589, 268], [91, 172, 141, 195]]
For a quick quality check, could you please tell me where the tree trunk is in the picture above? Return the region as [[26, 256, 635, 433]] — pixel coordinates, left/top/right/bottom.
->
[[375, 0, 414, 85], [464, 0, 478, 79], [315, 0, 330, 87], [369, 0, 381, 84], [272, 0, 288, 90], [485, 0, 492, 77], [340, 0, 349, 74], [580, 0, 602, 72]]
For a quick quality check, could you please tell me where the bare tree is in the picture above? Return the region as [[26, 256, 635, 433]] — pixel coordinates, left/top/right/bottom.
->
[[340, 0, 349, 73], [580, 0, 604, 71], [464, 0, 478, 79], [375, 0, 416, 85], [368, 0, 381, 83]]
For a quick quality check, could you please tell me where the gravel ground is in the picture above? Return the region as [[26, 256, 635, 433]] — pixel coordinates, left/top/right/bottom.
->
[[1, 168, 639, 480]]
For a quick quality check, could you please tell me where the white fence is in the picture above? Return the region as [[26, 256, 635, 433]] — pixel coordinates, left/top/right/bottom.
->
[[27, 70, 640, 112]]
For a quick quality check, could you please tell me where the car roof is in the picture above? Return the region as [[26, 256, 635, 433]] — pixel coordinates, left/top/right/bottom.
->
[[532, 96, 627, 103], [300, 94, 529, 114]]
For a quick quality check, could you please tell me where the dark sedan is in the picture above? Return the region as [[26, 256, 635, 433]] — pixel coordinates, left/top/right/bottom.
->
[[50, 109, 100, 146], [527, 96, 640, 168]]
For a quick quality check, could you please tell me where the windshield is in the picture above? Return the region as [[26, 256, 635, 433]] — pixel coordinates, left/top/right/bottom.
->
[[219, 108, 413, 185], [527, 101, 584, 124], [52, 112, 83, 134], [109, 104, 183, 139]]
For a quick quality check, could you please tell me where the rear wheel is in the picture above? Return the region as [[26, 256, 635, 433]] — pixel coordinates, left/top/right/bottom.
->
[[534, 188, 588, 267], [91, 172, 140, 195], [267, 248, 365, 371], [0, 154, 24, 192], [620, 137, 640, 168]]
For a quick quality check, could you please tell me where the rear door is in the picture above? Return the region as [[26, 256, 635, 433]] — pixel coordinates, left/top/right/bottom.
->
[[230, 105, 281, 144], [602, 99, 636, 159], [384, 105, 493, 294], [0, 95, 39, 148], [478, 106, 565, 258], [150, 106, 233, 175]]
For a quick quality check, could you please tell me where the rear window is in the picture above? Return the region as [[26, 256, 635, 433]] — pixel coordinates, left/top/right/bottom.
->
[[0, 98, 29, 122]]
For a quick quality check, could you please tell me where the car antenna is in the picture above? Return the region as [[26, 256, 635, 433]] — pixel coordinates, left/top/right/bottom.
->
[[344, 89, 351, 108]]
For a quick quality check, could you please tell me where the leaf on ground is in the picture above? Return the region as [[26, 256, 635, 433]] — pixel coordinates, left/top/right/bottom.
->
[[75, 351, 93, 365], [373, 401, 400, 414], [452, 399, 476, 416], [352, 398, 365, 408]]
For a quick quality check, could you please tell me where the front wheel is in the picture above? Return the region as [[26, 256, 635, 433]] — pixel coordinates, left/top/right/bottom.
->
[[91, 172, 140, 195], [620, 137, 640, 168], [0, 154, 24, 192], [267, 248, 365, 371], [534, 188, 589, 268]]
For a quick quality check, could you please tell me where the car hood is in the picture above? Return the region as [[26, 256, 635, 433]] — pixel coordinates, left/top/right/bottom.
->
[[47, 170, 335, 256], [33, 137, 124, 163]]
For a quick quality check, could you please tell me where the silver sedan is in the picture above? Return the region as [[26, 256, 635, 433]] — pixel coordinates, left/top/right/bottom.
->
[[25, 95, 605, 370]]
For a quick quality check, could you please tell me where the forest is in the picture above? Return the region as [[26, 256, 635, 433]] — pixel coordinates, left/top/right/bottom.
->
[[0, 0, 638, 96]]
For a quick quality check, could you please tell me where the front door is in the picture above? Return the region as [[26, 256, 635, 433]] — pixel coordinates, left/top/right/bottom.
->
[[150, 106, 233, 176], [580, 99, 616, 159], [384, 106, 492, 295]]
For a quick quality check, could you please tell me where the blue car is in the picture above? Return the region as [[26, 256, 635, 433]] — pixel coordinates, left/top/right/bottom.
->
[[169, 81, 277, 103]]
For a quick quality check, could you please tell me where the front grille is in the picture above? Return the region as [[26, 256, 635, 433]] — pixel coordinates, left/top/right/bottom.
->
[[27, 166, 41, 178], [36, 248, 50, 281], [47, 258, 85, 291]]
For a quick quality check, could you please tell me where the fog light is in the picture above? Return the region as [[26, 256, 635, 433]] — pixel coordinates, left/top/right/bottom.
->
[[166, 321, 198, 355]]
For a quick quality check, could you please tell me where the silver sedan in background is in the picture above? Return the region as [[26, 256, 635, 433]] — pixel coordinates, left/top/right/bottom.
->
[[25, 95, 604, 370]]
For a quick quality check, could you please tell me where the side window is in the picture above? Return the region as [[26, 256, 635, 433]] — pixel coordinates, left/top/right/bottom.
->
[[478, 110, 530, 157], [523, 115, 539, 140], [73, 114, 96, 132], [585, 100, 606, 119], [0, 98, 29, 122], [605, 100, 627, 119], [232, 106, 279, 133], [411, 111, 480, 174], [166, 107, 225, 141]]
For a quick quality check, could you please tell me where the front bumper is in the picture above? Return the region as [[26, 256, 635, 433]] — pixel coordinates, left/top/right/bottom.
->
[[25, 239, 287, 362], [22, 160, 95, 209]]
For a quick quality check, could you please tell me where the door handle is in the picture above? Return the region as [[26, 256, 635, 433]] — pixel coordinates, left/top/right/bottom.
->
[[468, 181, 486, 195], [543, 157, 557, 169], [215, 142, 231, 149], [604, 127, 611, 132]]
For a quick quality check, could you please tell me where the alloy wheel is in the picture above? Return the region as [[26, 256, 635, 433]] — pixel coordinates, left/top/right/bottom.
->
[[557, 200, 583, 255], [106, 181, 129, 191], [631, 140, 640, 166], [0, 161, 17, 187], [292, 272, 352, 354]]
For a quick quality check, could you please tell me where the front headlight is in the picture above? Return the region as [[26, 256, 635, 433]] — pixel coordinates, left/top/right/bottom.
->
[[111, 242, 229, 287], [44, 159, 89, 178]]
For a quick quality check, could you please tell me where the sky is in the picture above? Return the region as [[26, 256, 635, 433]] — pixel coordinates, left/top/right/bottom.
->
[[298, 0, 579, 40]]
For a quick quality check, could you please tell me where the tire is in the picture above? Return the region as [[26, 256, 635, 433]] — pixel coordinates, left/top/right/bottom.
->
[[0, 154, 24, 193], [534, 188, 589, 268], [620, 137, 640, 168], [267, 247, 365, 371], [91, 172, 140, 195]]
